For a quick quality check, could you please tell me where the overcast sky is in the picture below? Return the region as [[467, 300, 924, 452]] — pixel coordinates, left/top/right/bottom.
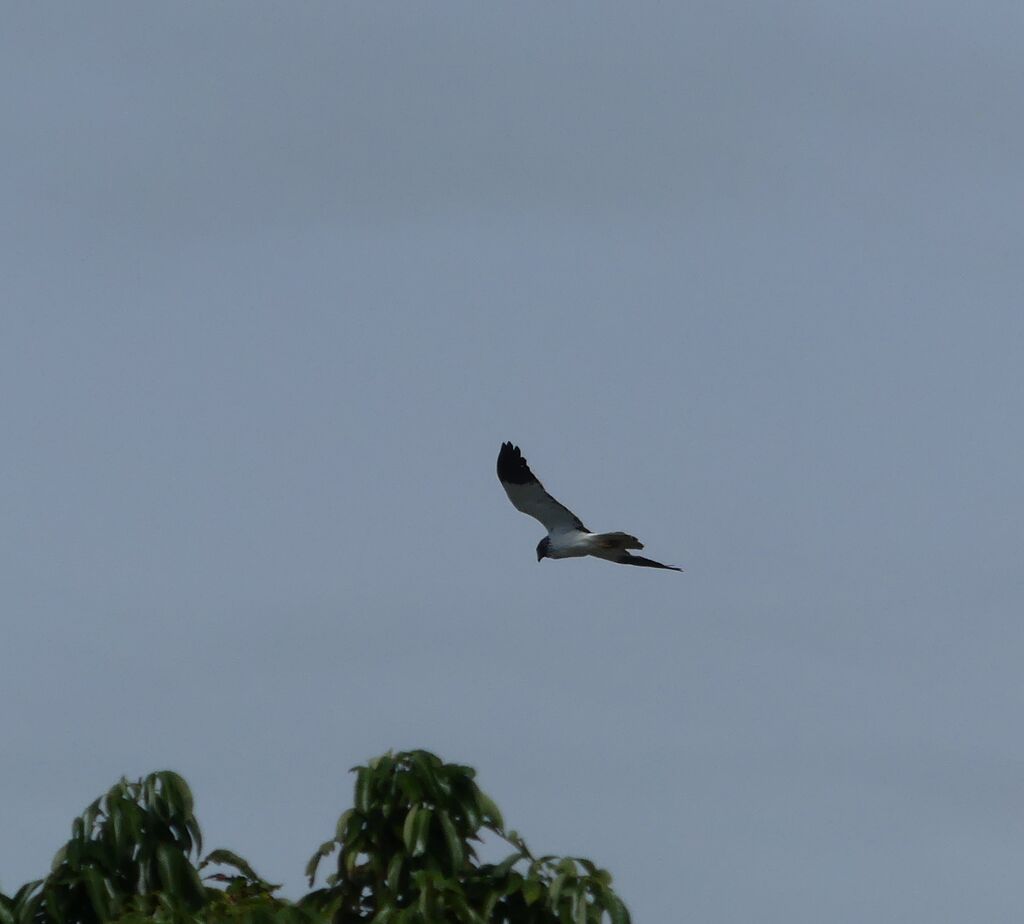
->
[[2, 4, 1023, 922]]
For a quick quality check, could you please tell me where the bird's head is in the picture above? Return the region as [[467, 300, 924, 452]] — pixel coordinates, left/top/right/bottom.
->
[[536, 537, 551, 562]]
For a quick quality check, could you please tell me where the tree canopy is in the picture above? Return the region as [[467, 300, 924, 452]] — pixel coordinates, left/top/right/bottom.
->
[[1, 750, 630, 924]]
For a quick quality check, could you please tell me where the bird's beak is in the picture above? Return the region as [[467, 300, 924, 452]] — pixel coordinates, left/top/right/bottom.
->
[[536, 552, 544, 562]]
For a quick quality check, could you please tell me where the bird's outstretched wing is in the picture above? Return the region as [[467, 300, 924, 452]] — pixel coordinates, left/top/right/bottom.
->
[[497, 442, 588, 533]]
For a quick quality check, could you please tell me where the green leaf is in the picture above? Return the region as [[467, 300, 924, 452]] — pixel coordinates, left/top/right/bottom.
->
[[342, 846, 359, 880], [386, 852, 404, 894], [354, 768, 372, 813], [574, 887, 588, 924], [186, 817, 203, 859], [411, 807, 432, 857], [481, 890, 500, 921], [159, 771, 195, 823], [335, 809, 354, 842], [522, 877, 543, 906], [408, 752, 447, 804], [402, 806, 420, 853], [396, 771, 424, 805], [437, 812, 463, 870], [81, 866, 110, 920], [475, 791, 504, 831], [110, 803, 127, 857], [454, 787, 481, 833], [202, 848, 262, 883], [550, 871, 569, 907], [492, 852, 522, 879], [448, 891, 483, 924], [602, 890, 630, 924], [305, 840, 336, 886], [156, 844, 182, 894], [49, 845, 67, 874], [42, 885, 65, 924]]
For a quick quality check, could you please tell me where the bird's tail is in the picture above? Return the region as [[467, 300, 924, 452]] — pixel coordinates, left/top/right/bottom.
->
[[592, 531, 644, 550], [616, 552, 682, 571]]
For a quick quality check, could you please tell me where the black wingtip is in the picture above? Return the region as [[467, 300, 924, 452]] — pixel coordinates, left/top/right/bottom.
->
[[497, 442, 537, 485]]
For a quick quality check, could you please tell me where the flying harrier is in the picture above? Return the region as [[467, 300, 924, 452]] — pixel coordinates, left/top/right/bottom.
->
[[497, 442, 681, 571]]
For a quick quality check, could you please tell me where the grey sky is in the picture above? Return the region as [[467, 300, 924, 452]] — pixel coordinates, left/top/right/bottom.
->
[[2, 3, 1023, 921]]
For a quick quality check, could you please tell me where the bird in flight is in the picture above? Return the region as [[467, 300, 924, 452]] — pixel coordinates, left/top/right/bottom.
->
[[497, 442, 682, 571]]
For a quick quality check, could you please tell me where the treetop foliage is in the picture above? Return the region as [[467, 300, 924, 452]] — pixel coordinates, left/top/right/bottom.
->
[[1, 750, 630, 924]]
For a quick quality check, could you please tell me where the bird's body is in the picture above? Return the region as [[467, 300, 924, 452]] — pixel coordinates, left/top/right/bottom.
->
[[497, 442, 681, 571], [538, 530, 641, 561]]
